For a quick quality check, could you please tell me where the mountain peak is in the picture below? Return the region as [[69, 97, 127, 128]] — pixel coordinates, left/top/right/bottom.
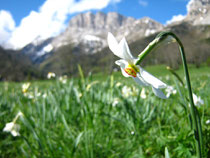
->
[[68, 11, 130, 30], [186, 0, 210, 25], [22, 11, 164, 62]]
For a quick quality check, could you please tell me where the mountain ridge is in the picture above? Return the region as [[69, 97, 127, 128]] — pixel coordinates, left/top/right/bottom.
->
[[21, 11, 164, 63]]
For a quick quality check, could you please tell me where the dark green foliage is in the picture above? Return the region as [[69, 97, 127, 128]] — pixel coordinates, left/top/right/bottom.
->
[[0, 47, 42, 81]]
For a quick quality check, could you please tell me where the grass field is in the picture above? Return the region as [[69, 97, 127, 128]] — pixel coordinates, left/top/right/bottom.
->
[[0, 65, 209, 158]]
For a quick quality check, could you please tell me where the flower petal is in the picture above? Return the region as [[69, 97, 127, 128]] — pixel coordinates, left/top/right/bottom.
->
[[115, 59, 130, 77], [152, 87, 167, 99], [107, 32, 124, 59], [118, 37, 135, 63], [132, 73, 149, 86], [140, 67, 167, 89], [11, 130, 20, 137], [3, 122, 14, 132]]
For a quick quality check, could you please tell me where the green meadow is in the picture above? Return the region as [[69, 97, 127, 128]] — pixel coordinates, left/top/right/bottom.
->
[[0, 65, 209, 158]]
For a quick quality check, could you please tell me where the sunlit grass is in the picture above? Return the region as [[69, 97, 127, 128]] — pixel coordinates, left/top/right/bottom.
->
[[0, 65, 209, 157]]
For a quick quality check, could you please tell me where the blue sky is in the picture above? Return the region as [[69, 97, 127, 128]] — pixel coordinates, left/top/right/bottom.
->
[[1, 0, 189, 25], [0, 0, 191, 49]]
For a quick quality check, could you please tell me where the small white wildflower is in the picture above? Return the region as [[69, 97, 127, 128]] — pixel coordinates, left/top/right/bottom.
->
[[206, 119, 210, 125], [42, 93, 47, 98], [24, 92, 34, 99], [3, 122, 20, 137], [165, 86, 177, 98], [122, 86, 132, 98], [34, 88, 41, 97], [116, 82, 122, 87], [3, 111, 23, 137], [193, 93, 204, 106], [36, 92, 41, 97], [131, 131, 135, 135], [140, 88, 147, 99], [59, 75, 67, 84], [16, 111, 23, 118], [79, 93, 83, 98], [22, 82, 31, 93], [112, 98, 120, 107], [47, 72, 56, 79]]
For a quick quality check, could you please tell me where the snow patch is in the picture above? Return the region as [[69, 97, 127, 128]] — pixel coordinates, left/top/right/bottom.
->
[[43, 44, 53, 52], [144, 18, 150, 24], [36, 44, 53, 57], [145, 29, 156, 36], [83, 35, 101, 41]]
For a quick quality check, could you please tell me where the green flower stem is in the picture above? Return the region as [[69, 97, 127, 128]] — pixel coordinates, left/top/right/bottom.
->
[[135, 32, 169, 65], [135, 38, 159, 65], [136, 31, 203, 158]]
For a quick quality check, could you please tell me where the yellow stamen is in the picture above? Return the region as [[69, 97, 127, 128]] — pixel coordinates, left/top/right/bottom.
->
[[124, 64, 139, 77]]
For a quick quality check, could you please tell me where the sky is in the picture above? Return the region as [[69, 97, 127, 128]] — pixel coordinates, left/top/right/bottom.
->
[[0, 0, 191, 49]]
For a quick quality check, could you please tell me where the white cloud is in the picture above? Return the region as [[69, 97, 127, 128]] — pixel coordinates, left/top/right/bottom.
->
[[2, 0, 121, 49], [0, 10, 15, 48], [138, 0, 148, 7], [70, 0, 111, 13], [186, 0, 194, 12], [8, 0, 74, 49], [165, 0, 193, 25], [166, 14, 186, 25]]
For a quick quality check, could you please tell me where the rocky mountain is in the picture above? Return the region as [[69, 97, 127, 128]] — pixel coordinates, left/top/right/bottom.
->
[[54, 12, 163, 48], [21, 37, 54, 63], [185, 0, 210, 25], [21, 12, 163, 63], [39, 22, 210, 77]]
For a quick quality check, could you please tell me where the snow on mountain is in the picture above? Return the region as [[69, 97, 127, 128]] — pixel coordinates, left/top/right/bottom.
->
[[21, 1, 210, 63], [185, 0, 210, 25], [83, 35, 101, 42], [21, 12, 164, 62]]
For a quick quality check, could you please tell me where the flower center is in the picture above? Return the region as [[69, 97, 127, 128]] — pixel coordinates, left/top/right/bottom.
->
[[124, 64, 139, 77]]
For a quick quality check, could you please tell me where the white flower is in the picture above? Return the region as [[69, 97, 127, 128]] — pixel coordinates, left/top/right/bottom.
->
[[42, 93, 47, 98], [112, 98, 120, 107], [47, 72, 56, 79], [79, 93, 83, 98], [116, 82, 122, 87], [122, 86, 132, 98], [23, 92, 34, 99], [206, 119, 210, 125], [16, 111, 23, 118], [3, 122, 20, 137], [140, 88, 147, 99], [59, 75, 67, 84], [193, 93, 204, 106], [22, 82, 31, 93], [3, 111, 23, 137], [165, 86, 177, 98], [107, 32, 167, 99], [131, 131, 135, 135]]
